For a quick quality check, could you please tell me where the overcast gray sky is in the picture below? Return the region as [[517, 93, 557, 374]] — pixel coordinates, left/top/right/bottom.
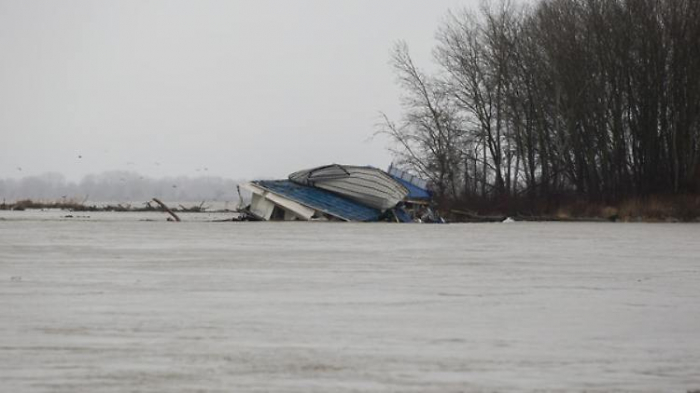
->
[[1, 0, 477, 181]]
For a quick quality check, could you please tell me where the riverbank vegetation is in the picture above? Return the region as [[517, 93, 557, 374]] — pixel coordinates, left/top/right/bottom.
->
[[0, 198, 221, 213], [383, 0, 700, 220], [444, 194, 700, 222]]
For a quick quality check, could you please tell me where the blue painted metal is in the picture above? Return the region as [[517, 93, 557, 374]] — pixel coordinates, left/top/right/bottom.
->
[[253, 180, 382, 222], [391, 176, 431, 200]]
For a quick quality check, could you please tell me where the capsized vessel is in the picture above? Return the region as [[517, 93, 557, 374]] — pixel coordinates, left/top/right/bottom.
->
[[288, 164, 409, 210]]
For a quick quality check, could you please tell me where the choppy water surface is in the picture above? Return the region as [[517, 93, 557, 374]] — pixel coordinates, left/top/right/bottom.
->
[[1, 213, 699, 392]]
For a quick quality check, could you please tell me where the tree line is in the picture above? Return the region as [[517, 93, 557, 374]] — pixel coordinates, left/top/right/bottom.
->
[[0, 172, 241, 203], [383, 0, 700, 207]]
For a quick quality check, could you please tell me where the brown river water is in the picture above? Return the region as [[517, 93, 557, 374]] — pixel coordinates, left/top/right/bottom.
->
[[1, 211, 699, 392]]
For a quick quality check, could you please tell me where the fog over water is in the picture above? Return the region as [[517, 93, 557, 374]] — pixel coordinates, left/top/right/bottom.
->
[[0, 171, 243, 202], [0, 0, 472, 182]]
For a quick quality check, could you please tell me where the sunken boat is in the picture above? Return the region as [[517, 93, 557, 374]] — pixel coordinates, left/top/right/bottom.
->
[[288, 164, 409, 210]]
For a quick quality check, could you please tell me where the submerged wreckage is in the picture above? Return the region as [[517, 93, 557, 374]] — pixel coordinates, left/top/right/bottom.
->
[[239, 164, 440, 223]]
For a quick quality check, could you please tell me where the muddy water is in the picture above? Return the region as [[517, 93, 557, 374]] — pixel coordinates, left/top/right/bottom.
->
[[1, 215, 699, 392]]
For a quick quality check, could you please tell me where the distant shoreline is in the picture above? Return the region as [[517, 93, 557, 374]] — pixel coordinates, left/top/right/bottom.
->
[[0, 199, 234, 214], [446, 195, 700, 223], [2, 198, 698, 223]]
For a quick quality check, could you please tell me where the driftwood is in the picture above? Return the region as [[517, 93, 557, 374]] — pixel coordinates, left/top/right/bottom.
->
[[152, 198, 181, 222], [178, 201, 207, 212], [513, 214, 608, 222], [449, 209, 507, 223], [450, 209, 611, 222]]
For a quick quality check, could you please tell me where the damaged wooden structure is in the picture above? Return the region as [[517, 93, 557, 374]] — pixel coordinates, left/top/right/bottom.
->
[[239, 164, 436, 222]]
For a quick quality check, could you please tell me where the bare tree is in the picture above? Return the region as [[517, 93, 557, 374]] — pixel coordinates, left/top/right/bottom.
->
[[386, 0, 700, 209], [380, 41, 462, 200]]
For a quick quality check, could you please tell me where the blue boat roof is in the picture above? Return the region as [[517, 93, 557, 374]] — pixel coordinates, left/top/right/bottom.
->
[[391, 176, 431, 200], [253, 180, 382, 222]]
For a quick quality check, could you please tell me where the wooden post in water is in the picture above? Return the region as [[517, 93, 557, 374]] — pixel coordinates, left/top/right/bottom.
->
[[152, 198, 181, 222]]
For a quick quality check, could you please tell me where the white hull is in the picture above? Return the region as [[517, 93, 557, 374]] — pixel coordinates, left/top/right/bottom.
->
[[288, 164, 408, 210]]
